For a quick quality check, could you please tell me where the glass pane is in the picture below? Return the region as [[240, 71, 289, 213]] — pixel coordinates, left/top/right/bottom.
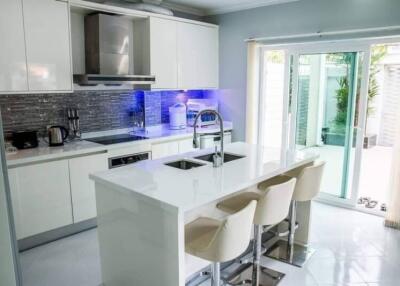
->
[[358, 44, 399, 211], [295, 52, 360, 198]]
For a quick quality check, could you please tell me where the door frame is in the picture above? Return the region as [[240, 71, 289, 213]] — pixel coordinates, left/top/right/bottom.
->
[[258, 35, 400, 211], [291, 44, 370, 206], [258, 40, 371, 207]]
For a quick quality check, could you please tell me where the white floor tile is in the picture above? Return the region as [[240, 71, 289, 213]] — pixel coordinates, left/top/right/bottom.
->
[[367, 283, 400, 286], [18, 203, 400, 286], [306, 257, 365, 285], [353, 256, 400, 284]]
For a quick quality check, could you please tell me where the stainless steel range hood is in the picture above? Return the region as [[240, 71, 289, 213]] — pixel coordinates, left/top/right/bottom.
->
[[74, 13, 155, 86], [73, 74, 155, 85]]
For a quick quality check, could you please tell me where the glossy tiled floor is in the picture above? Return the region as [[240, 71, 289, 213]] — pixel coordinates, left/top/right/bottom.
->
[[20, 203, 400, 286]]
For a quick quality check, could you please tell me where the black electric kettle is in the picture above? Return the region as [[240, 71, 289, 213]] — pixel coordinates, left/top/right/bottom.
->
[[48, 126, 69, 147]]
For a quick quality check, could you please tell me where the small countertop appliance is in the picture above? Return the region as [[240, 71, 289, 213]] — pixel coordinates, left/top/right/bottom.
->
[[11, 130, 38, 150], [169, 103, 187, 130], [187, 99, 219, 127], [48, 126, 69, 147]]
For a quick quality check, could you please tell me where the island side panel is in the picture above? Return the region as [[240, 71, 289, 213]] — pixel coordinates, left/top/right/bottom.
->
[[95, 182, 185, 286]]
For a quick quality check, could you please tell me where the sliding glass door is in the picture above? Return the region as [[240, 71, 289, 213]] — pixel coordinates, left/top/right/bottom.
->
[[288, 44, 370, 205], [292, 52, 359, 200], [259, 42, 371, 206]]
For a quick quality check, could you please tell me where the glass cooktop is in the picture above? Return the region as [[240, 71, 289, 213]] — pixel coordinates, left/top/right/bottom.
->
[[85, 134, 148, 145]]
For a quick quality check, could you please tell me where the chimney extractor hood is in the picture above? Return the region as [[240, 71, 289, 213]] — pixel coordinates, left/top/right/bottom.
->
[[73, 74, 155, 85], [74, 13, 155, 86]]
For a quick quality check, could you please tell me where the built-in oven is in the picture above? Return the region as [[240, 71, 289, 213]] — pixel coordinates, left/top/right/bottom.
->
[[108, 152, 151, 169]]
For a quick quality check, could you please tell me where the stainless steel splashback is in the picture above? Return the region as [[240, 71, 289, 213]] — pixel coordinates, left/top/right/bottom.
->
[[85, 13, 131, 75]]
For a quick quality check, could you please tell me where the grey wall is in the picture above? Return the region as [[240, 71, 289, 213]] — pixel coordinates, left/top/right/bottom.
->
[[206, 0, 400, 141]]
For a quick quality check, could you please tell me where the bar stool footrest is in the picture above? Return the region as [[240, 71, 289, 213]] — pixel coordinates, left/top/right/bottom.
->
[[223, 263, 285, 286], [264, 240, 315, 268], [264, 220, 299, 238]]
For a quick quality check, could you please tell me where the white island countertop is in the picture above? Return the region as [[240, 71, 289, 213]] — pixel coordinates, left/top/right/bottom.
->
[[90, 142, 318, 212]]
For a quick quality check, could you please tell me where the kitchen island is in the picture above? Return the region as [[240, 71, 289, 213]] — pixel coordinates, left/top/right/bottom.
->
[[90, 142, 318, 286]]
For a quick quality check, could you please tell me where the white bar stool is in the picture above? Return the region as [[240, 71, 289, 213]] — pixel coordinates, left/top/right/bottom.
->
[[185, 200, 257, 286], [217, 176, 297, 286], [266, 161, 326, 267]]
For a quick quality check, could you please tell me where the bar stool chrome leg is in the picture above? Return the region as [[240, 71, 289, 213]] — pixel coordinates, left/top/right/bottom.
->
[[265, 162, 326, 268], [288, 201, 296, 246], [265, 201, 315, 267], [211, 263, 221, 286], [252, 225, 262, 286], [224, 225, 285, 286], [217, 177, 298, 285]]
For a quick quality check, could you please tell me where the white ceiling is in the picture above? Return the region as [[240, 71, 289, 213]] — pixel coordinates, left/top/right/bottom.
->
[[162, 0, 299, 16]]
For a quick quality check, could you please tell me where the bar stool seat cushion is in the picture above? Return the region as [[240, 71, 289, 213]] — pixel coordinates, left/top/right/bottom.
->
[[217, 192, 261, 214], [217, 177, 296, 226], [285, 161, 326, 202], [184, 201, 257, 263], [185, 217, 221, 254], [217, 175, 292, 214], [258, 175, 292, 192]]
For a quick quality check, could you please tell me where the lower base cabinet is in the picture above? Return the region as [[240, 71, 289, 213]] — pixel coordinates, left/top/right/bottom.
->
[[151, 138, 198, 159], [151, 141, 180, 159], [69, 153, 108, 223], [8, 160, 73, 240], [8, 152, 108, 240], [178, 138, 197, 154]]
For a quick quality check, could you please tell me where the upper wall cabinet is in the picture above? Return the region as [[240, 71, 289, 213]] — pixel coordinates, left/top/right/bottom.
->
[[149, 17, 178, 89], [177, 22, 219, 89], [149, 17, 218, 90], [0, 0, 28, 92], [22, 0, 72, 92]]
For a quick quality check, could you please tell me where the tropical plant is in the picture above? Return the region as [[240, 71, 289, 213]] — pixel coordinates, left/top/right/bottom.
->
[[334, 76, 350, 134], [367, 45, 387, 117], [333, 46, 387, 134]]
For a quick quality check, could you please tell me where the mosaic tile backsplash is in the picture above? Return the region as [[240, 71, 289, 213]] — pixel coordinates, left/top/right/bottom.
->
[[0, 89, 218, 137]]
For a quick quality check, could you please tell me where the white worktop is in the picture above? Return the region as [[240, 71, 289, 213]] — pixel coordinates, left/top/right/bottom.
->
[[6, 122, 233, 167], [90, 142, 318, 212]]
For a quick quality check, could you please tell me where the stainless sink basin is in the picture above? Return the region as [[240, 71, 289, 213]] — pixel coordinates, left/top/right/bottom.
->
[[164, 159, 205, 170], [194, 152, 245, 163]]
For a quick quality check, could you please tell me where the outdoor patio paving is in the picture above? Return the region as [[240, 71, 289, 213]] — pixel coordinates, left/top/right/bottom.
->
[[307, 145, 392, 210]]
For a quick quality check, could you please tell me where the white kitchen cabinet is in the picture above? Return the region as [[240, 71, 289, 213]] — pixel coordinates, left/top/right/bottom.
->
[[149, 17, 178, 89], [177, 22, 218, 89], [178, 138, 197, 154], [69, 153, 108, 223], [22, 0, 72, 91], [147, 17, 218, 90], [0, 0, 28, 92], [152, 138, 198, 159], [151, 141, 179, 159], [8, 160, 73, 240]]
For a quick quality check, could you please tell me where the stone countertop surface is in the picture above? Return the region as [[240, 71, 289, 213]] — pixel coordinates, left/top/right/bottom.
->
[[6, 122, 233, 167], [90, 142, 319, 212]]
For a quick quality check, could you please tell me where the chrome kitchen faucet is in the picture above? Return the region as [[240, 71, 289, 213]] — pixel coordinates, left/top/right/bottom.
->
[[193, 110, 224, 167]]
